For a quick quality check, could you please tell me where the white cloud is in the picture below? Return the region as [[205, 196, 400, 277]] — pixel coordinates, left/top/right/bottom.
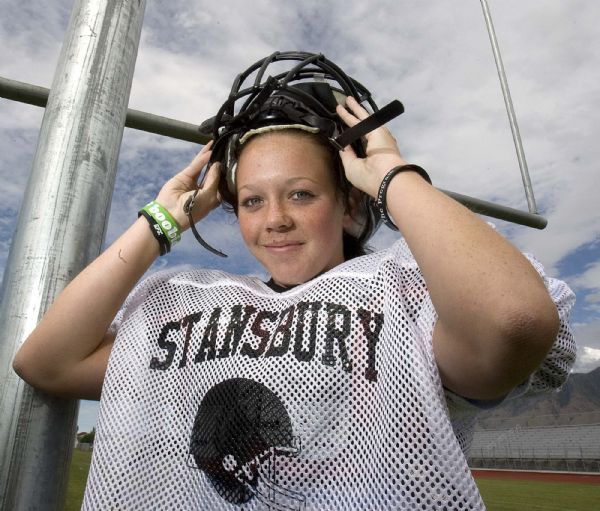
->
[[565, 260, 600, 314], [570, 261, 600, 293], [573, 347, 600, 374], [0, 0, 68, 86], [572, 319, 600, 372]]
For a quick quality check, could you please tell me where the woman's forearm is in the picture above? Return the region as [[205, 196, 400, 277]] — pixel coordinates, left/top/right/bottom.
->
[[336, 98, 559, 397], [386, 172, 556, 336], [13, 217, 160, 395], [386, 171, 559, 397], [13, 144, 219, 398]]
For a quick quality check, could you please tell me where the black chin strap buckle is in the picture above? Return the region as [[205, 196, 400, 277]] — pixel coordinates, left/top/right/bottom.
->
[[183, 191, 228, 258], [333, 99, 404, 149]]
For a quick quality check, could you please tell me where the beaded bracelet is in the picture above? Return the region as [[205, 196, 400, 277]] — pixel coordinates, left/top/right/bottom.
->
[[138, 201, 182, 255], [376, 164, 432, 231]]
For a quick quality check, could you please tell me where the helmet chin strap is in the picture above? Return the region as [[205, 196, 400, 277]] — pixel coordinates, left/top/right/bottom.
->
[[331, 100, 404, 150], [184, 190, 228, 258]]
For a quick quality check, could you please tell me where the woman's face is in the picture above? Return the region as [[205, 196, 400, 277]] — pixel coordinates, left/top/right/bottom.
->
[[236, 131, 351, 287]]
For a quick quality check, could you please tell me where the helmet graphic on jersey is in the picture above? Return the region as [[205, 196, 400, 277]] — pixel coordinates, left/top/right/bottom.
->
[[187, 51, 405, 257], [188, 378, 306, 510]]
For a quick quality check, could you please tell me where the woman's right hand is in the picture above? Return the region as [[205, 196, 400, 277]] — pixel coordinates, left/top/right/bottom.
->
[[155, 141, 222, 230]]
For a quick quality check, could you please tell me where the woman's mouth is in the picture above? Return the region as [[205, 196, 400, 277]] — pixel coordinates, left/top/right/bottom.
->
[[263, 241, 304, 252]]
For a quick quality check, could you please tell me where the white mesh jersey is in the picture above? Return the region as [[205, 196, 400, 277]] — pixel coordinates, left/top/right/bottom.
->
[[83, 239, 575, 510]]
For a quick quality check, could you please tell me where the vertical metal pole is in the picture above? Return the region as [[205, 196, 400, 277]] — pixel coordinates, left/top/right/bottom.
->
[[480, 0, 538, 214], [0, 1, 146, 509]]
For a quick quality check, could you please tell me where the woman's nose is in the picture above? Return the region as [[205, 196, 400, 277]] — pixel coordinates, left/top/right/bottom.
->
[[265, 201, 293, 231]]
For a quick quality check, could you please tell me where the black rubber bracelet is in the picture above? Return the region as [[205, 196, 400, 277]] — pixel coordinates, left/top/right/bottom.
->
[[139, 209, 170, 256], [376, 164, 432, 231]]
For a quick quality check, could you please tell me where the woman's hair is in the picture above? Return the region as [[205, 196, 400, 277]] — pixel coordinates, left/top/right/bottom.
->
[[217, 130, 369, 260]]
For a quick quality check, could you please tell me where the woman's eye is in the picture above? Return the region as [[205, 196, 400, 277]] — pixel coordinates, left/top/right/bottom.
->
[[240, 197, 262, 208], [291, 190, 314, 200]]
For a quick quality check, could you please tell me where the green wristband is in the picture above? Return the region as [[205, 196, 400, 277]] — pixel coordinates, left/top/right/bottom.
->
[[141, 201, 182, 246]]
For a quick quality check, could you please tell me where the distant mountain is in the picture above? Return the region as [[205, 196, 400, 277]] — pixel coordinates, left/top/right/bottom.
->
[[474, 368, 600, 429]]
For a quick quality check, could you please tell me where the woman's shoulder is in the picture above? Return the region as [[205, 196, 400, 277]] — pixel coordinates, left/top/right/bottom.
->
[[121, 266, 264, 308], [115, 267, 267, 326], [140, 266, 266, 292], [336, 238, 419, 275]]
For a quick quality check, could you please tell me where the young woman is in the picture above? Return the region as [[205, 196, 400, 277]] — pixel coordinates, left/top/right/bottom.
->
[[13, 53, 574, 510]]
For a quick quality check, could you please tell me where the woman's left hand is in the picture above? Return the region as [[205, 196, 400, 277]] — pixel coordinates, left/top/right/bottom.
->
[[336, 96, 408, 198]]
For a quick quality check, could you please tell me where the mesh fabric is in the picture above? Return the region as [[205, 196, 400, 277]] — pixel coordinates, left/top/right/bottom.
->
[[84, 240, 575, 510]]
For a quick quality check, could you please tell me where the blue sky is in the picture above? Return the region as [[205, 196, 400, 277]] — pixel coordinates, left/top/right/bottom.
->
[[1, 0, 599, 432]]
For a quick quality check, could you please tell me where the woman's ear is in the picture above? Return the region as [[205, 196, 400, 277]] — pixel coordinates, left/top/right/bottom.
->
[[342, 187, 366, 236]]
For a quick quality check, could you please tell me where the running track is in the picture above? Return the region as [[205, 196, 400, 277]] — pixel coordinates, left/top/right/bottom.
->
[[471, 469, 600, 485]]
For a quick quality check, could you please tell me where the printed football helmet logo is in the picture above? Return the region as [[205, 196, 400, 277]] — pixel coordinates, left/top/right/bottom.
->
[[188, 378, 305, 510]]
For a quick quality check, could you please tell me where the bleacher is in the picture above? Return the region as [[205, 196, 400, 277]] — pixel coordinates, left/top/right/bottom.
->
[[468, 424, 600, 472]]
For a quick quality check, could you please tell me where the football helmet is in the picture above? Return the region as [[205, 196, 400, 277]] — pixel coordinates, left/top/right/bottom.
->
[[188, 378, 305, 510], [188, 51, 404, 257]]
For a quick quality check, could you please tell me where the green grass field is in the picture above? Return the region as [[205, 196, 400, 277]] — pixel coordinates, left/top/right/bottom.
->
[[65, 450, 92, 511], [476, 478, 600, 511], [65, 452, 599, 510]]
